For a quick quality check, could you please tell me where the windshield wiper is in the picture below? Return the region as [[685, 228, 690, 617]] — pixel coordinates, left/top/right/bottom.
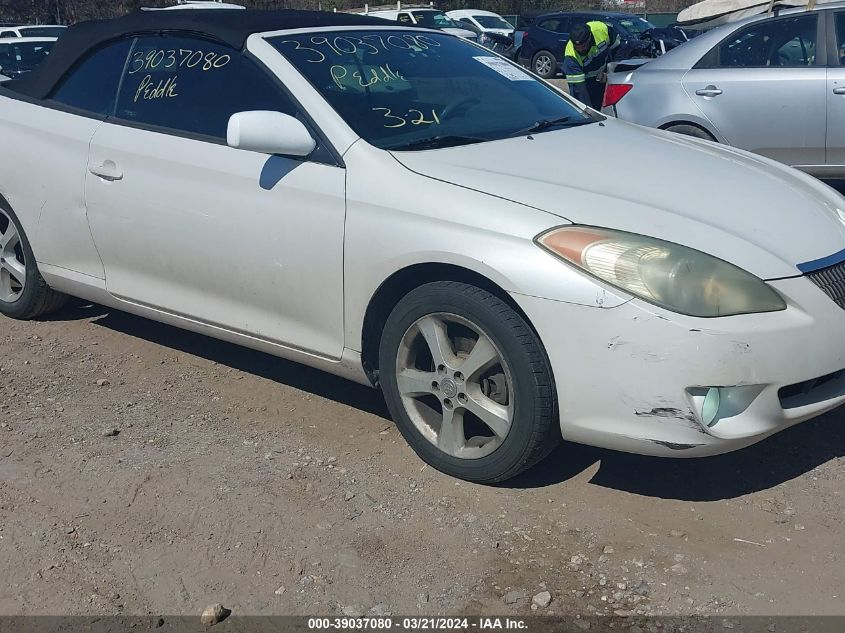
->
[[512, 116, 595, 137], [388, 135, 489, 151]]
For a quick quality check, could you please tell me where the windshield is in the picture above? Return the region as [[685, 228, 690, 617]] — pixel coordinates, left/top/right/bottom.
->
[[410, 11, 462, 30], [616, 17, 655, 35], [474, 15, 514, 30], [0, 40, 53, 74], [19, 26, 64, 37], [270, 31, 592, 151]]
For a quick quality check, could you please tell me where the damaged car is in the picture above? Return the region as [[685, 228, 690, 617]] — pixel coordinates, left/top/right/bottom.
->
[[1, 9, 845, 483]]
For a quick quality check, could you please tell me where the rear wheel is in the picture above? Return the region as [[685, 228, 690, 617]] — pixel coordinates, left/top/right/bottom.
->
[[532, 50, 557, 79], [663, 124, 716, 142], [0, 203, 67, 319], [379, 281, 560, 483]]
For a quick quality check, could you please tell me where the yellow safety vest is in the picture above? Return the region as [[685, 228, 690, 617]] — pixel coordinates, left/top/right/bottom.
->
[[563, 21, 612, 84]]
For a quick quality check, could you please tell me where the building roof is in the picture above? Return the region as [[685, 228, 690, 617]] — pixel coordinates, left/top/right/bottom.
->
[[10, 9, 387, 99]]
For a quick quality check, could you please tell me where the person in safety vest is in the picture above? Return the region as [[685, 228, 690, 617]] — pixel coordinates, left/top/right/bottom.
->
[[563, 21, 620, 109]]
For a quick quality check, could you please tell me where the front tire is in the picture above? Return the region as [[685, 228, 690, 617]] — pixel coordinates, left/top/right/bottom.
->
[[378, 282, 559, 483], [0, 202, 67, 319]]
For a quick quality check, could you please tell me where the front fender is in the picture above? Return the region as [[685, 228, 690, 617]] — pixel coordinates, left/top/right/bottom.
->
[[341, 142, 630, 349]]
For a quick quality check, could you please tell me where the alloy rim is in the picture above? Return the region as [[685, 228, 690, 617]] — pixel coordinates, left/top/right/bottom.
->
[[395, 313, 514, 459], [536, 55, 553, 75], [0, 209, 26, 303]]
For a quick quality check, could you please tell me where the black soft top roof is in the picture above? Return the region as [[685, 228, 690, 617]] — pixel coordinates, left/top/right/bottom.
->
[[12, 9, 388, 99]]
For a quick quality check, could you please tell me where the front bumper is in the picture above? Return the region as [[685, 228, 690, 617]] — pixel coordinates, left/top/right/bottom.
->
[[511, 276, 845, 457]]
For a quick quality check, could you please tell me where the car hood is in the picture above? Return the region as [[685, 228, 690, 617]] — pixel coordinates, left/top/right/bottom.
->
[[391, 119, 845, 279]]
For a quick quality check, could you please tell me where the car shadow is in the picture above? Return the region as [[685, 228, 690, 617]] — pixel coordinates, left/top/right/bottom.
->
[[42, 300, 844, 501], [37, 298, 112, 322], [507, 408, 845, 500], [56, 301, 392, 421]]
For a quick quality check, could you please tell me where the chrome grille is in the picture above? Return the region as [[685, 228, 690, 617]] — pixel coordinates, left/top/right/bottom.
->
[[806, 261, 845, 309]]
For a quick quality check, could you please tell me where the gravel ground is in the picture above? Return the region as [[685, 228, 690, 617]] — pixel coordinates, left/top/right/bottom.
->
[[0, 299, 843, 621]]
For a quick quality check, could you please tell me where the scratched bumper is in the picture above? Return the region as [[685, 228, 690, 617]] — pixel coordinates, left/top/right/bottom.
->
[[511, 276, 845, 457]]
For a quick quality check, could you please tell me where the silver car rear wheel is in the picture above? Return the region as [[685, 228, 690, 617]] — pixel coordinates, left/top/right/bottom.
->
[[395, 312, 514, 460]]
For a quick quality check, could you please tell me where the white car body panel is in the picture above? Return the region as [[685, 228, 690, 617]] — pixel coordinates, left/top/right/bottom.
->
[[393, 119, 845, 280], [516, 274, 845, 455], [2, 23, 845, 461], [0, 98, 105, 278], [86, 122, 346, 359], [341, 139, 633, 353]]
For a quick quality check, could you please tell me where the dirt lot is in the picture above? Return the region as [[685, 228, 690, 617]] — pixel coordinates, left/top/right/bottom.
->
[[0, 295, 843, 622]]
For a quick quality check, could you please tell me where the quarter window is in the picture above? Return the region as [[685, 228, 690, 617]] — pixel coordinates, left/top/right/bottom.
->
[[114, 35, 297, 140], [50, 39, 132, 115], [714, 14, 818, 67], [836, 12, 845, 65], [538, 18, 569, 34]]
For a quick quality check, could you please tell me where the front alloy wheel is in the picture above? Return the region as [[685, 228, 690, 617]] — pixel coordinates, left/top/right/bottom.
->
[[379, 281, 560, 483], [396, 312, 514, 459]]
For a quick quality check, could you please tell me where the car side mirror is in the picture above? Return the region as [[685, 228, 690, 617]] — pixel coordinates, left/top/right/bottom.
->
[[226, 111, 317, 157]]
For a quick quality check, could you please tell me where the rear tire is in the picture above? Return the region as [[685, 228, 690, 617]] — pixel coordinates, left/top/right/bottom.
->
[[0, 202, 67, 320], [378, 281, 560, 483], [663, 124, 716, 142], [532, 50, 557, 79]]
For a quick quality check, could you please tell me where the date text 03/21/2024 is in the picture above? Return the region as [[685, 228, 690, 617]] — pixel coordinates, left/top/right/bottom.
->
[[306, 618, 528, 630]]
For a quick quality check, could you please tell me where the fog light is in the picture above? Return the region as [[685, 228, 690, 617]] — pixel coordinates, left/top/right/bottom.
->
[[701, 387, 721, 427], [686, 384, 766, 436]]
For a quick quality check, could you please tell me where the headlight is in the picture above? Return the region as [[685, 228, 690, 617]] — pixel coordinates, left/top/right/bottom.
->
[[536, 226, 786, 317]]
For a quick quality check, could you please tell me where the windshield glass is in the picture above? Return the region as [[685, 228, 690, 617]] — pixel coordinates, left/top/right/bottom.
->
[[270, 31, 592, 151], [616, 17, 654, 35], [474, 15, 514, 30], [0, 40, 53, 73], [410, 11, 461, 30], [19, 26, 64, 37]]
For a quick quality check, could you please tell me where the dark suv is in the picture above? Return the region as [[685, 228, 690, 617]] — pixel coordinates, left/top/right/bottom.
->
[[518, 11, 681, 78]]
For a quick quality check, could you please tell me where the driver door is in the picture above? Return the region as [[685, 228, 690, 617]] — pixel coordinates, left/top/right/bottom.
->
[[682, 13, 826, 167], [84, 34, 346, 358]]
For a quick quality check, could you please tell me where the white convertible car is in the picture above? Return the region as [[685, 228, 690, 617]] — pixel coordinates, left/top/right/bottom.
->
[[1, 9, 845, 482]]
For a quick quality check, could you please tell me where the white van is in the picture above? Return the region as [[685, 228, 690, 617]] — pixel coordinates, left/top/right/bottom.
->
[[366, 8, 478, 39]]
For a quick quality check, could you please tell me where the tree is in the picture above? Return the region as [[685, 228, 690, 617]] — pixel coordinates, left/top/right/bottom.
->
[[0, 0, 699, 25]]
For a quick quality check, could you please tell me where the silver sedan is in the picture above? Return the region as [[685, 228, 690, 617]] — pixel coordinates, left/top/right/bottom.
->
[[603, 2, 845, 177]]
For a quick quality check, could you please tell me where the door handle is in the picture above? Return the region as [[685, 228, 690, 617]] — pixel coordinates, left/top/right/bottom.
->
[[695, 86, 723, 97], [834, 87, 845, 95], [89, 160, 123, 182]]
